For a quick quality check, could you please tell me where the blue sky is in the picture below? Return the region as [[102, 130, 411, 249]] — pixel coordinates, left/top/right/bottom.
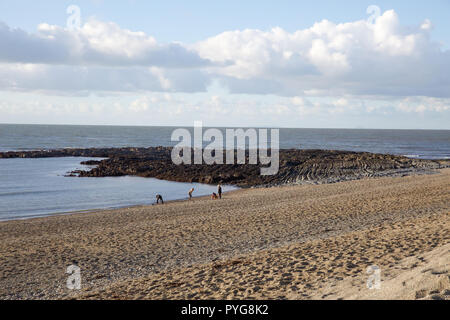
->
[[0, 0, 449, 128], [2, 0, 450, 46]]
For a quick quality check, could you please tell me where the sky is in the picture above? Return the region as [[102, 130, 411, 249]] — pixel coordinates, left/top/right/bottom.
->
[[0, 0, 449, 129]]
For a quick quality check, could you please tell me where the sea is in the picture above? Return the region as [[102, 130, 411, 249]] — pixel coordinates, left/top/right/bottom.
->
[[0, 124, 448, 221]]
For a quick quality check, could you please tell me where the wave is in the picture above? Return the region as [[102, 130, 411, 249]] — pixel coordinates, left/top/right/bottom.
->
[[0, 190, 57, 197], [403, 154, 421, 158]]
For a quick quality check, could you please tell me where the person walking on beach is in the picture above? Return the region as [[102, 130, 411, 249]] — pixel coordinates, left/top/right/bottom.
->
[[188, 188, 195, 200], [217, 184, 222, 199], [156, 194, 164, 204]]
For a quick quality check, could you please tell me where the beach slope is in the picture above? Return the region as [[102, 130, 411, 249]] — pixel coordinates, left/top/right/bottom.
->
[[0, 170, 449, 300]]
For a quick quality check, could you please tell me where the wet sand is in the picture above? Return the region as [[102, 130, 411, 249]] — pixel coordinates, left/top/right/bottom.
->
[[0, 169, 449, 300]]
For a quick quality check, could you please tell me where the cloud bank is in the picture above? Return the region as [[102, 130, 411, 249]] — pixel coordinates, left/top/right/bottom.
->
[[0, 10, 449, 98], [0, 19, 211, 68], [196, 10, 450, 98], [0, 9, 449, 128]]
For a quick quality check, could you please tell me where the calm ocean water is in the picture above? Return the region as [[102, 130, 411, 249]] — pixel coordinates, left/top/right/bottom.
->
[[0, 157, 236, 221], [1, 124, 449, 159], [0, 124, 448, 221]]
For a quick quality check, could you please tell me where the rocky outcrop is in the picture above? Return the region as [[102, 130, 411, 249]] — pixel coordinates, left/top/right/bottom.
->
[[0, 147, 169, 159], [2, 147, 448, 187]]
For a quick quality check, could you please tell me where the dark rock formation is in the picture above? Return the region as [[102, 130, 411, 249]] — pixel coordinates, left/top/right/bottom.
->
[[1, 147, 448, 187], [0, 147, 169, 159]]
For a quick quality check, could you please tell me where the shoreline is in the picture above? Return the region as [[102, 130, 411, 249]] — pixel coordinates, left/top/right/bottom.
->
[[1, 169, 448, 300], [0, 188, 241, 223], [0, 169, 442, 224], [2, 147, 449, 222], [0, 166, 441, 223]]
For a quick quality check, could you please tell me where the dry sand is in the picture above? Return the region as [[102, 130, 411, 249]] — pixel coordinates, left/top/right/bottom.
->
[[311, 243, 449, 300], [0, 169, 449, 300]]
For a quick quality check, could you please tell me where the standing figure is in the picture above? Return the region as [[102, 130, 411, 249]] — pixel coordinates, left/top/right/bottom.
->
[[217, 184, 222, 199], [156, 194, 164, 204], [188, 188, 195, 200]]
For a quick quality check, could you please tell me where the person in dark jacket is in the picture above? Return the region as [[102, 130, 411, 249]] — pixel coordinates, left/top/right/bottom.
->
[[217, 184, 222, 199], [156, 194, 164, 204]]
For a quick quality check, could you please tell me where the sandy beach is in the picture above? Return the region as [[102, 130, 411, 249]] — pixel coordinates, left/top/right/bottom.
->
[[0, 169, 449, 300]]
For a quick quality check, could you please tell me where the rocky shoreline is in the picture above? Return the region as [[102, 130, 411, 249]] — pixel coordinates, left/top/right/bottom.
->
[[1, 147, 449, 187]]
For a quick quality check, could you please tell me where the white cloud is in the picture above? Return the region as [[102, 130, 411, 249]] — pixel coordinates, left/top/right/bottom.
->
[[196, 10, 450, 98], [0, 63, 209, 94], [396, 96, 450, 113], [1, 91, 449, 129], [0, 19, 211, 68], [129, 97, 150, 112], [420, 19, 433, 31], [0, 9, 449, 125], [149, 67, 172, 90]]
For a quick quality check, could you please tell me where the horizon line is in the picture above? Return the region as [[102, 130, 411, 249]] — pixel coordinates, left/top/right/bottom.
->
[[0, 122, 449, 131]]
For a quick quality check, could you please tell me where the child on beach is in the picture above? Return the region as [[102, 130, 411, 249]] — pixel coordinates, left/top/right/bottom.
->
[[188, 188, 194, 200]]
